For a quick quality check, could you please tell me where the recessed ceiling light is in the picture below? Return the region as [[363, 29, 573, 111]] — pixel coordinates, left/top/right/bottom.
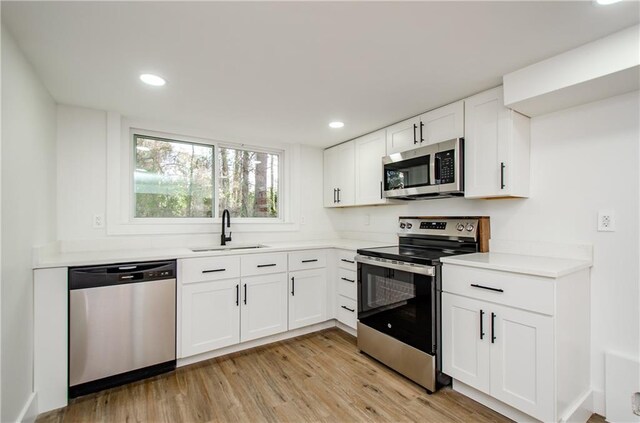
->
[[595, 0, 622, 4], [329, 121, 344, 129], [139, 73, 166, 86]]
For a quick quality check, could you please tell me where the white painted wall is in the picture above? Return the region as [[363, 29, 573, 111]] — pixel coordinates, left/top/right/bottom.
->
[[1, 26, 57, 422], [329, 91, 640, 412], [56, 105, 337, 251]]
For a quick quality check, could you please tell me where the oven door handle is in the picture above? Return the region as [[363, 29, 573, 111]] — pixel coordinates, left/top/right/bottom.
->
[[355, 255, 435, 276]]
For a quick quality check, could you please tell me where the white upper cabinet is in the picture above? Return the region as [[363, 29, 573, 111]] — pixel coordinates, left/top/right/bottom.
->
[[324, 131, 390, 208], [420, 100, 464, 145], [385, 101, 464, 155], [464, 86, 530, 198], [323, 141, 355, 207], [354, 130, 387, 205], [385, 116, 421, 155]]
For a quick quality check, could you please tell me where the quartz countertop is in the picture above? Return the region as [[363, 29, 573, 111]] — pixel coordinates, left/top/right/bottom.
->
[[34, 239, 391, 269], [440, 252, 592, 278]]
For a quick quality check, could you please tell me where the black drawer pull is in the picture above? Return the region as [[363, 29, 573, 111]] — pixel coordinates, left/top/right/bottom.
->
[[257, 263, 277, 268], [470, 284, 504, 293], [203, 268, 226, 273], [341, 305, 355, 313], [341, 259, 355, 264], [341, 277, 355, 283], [301, 259, 318, 263]]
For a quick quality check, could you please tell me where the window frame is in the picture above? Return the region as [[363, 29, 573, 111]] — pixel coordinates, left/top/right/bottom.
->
[[106, 114, 298, 235]]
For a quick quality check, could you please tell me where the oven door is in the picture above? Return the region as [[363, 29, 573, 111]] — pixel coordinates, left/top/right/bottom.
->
[[357, 257, 437, 355]]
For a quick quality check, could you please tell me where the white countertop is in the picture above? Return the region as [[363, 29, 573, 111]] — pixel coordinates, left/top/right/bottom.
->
[[440, 252, 592, 278], [34, 239, 391, 269]]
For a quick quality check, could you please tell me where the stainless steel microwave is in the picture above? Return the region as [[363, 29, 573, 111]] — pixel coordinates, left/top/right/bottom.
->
[[382, 138, 464, 200]]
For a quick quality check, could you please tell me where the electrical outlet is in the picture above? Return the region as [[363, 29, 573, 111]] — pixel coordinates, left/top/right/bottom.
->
[[597, 211, 615, 232], [93, 214, 105, 229]]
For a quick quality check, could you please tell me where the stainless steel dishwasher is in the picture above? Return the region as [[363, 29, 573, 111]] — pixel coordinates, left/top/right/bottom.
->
[[69, 260, 176, 398]]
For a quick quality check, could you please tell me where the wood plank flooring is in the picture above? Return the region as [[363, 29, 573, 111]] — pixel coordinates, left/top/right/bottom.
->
[[37, 328, 600, 423]]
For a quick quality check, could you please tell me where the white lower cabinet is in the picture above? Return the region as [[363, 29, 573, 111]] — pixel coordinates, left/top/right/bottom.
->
[[442, 293, 553, 421], [442, 263, 590, 423], [241, 273, 289, 342], [288, 268, 327, 330], [181, 279, 241, 357]]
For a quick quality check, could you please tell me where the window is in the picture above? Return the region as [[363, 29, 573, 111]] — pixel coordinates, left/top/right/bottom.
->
[[132, 133, 281, 220]]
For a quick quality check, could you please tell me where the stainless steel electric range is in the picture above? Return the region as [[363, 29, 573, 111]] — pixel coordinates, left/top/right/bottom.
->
[[355, 216, 489, 392]]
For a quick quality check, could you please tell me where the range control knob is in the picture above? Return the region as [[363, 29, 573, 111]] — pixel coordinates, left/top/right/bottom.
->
[[466, 224, 475, 232], [456, 223, 465, 231], [400, 222, 406, 229], [406, 223, 413, 229]]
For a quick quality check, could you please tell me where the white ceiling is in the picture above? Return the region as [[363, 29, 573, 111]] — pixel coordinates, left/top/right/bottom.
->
[[3, 1, 639, 148]]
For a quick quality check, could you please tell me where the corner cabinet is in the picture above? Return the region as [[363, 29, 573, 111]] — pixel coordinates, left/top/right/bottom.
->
[[324, 130, 391, 208], [442, 262, 590, 423], [464, 87, 531, 198]]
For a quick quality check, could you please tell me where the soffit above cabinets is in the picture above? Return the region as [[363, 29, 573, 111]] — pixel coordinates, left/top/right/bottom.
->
[[3, 2, 639, 147]]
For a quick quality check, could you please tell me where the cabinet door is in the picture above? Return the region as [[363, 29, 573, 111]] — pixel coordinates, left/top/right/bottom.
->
[[464, 87, 505, 198], [386, 116, 421, 154], [240, 273, 288, 342], [354, 130, 387, 205], [489, 303, 554, 422], [442, 293, 491, 394], [289, 268, 327, 330], [323, 146, 339, 207], [335, 141, 355, 206], [421, 100, 464, 145], [181, 279, 240, 358]]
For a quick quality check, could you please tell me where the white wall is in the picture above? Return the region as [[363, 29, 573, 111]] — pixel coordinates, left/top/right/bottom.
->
[[56, 105, 337, 251], [1, 26, 57, 422], [329, 91, 640, 410]]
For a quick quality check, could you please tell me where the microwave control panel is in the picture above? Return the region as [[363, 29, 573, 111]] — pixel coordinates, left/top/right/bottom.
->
[[436, 150, 455, 184]]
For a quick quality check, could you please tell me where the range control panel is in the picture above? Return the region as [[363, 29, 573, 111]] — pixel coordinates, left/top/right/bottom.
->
[[398, 217, 479, 239]]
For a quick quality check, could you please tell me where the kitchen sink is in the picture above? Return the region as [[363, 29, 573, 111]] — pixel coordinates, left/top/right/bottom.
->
[[191, 244, 267, 252]]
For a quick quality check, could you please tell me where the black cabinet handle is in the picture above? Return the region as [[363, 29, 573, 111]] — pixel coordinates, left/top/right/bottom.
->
[[236, 284, 239, 306], [341, 259, 355, 264], [500, 162, 506, 189], [380, 181, 383, 199], [291, 277, 295, 296], [480, 309, 485, 340], [420, 121, 424, 142], [341, 277, 355, 283], [333, 188, 337, 203], [470, 283, 504, 293], [341, 305, 355, 313], [243, 284, 247, 305], [302, 259, 318, 263], [491, 312, 496, 343], [257, 263, 276, 268], [203, 268, 225, 273], [413, 124, 418, 144], [337, 188, 341, 203]]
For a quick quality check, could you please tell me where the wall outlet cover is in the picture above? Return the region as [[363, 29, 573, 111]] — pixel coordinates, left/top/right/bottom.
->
[[597, 210, 615, 232], [93, 214, 105, 229]]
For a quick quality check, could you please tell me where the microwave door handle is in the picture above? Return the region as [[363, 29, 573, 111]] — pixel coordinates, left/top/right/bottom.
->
[[429, 152, 436, 186]]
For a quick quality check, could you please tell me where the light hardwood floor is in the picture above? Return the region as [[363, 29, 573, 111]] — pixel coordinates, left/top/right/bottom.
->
[[37, 328, 602, 423]]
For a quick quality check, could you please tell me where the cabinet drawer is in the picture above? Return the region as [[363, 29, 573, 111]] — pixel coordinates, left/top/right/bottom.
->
[[442, 264, 555, 315], [337, 250, 357, 271], [288, 249, 327, 271], [180, 256, 241, 284], [240, 253, 287, 277], [337, 268, 357, 300], [337, 296, 357, 329]]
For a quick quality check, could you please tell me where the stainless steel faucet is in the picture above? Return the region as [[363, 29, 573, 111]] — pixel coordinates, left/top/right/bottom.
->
[[221, 209, 232, 246]]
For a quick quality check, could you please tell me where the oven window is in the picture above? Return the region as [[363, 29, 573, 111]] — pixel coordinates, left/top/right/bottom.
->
[[358, 262, 435, 353], [384, 155, 430, 190]]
